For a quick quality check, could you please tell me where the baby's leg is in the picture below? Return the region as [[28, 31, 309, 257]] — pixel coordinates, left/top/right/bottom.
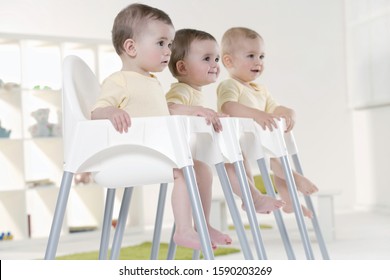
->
[[74, 172, 92, 184], [171, 168, 212, 250], [194, 160, 231, 245], [273, 175, 313, 218], [225, 162, 284, 214], [270, 158, 318, 195]]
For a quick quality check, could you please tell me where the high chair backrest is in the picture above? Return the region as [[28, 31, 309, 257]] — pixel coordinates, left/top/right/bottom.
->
[[62, 55, 100, 159]]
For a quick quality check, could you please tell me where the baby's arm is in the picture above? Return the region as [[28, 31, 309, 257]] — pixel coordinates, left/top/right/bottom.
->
[[222, 101, 280, 131], [91, 106, 131, 133], [168, 103, 226, 132], [273, 105, 296, 132]]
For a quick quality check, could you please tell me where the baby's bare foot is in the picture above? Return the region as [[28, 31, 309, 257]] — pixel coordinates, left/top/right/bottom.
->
[[208, 227, 232, 245], [242, 195, 285, 214], [173, 229, 217, 250], [283, 203, 313, 219], [294, 174, 318, 195]]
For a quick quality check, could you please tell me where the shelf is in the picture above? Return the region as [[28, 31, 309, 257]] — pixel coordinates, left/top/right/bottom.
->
[[23, 138, 63, 187], [67, 185, 105, 229], [0, 33, 122, 240], [0, 190, 28, 240], [0, 88, 22, 139], [0, 41, 21, 84], [26, 187, 66, 239], [0, 139, 24, 191]]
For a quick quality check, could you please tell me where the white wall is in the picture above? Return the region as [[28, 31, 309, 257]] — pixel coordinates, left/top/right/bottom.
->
[[352, 108, 390, 211], [344, 0, 390, 212], [1, 0, 366, 224]]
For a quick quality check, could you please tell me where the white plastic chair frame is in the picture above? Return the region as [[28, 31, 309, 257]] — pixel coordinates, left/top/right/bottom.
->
[[44, 55, 214, 260]]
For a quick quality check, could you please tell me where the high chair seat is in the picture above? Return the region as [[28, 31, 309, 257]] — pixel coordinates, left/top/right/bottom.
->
[[67, 117, 188, 187], [44, 55, 214, 260]]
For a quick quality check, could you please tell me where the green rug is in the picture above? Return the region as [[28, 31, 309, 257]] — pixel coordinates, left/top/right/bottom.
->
[[228, 223, 273, 230], [56, 241, 240, 260]]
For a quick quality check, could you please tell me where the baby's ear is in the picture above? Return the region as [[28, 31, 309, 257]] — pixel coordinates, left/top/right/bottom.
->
[[176, 60, 187, 75], [123, 39, 137, 57], [222, 54, 233, 68]]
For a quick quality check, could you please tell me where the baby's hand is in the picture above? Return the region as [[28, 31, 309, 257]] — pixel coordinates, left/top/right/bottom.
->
[[280, 115, 295, 132], [254, 111, 280, 131], [107, 107, 131, 133], [273, 106, 296, 132], [194, 107, 224, 133]]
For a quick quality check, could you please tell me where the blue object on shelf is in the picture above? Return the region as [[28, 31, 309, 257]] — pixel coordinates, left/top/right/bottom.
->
[[0, 121, 11, 138]]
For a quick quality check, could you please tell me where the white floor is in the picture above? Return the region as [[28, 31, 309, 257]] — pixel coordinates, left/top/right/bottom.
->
[[0, 210, 389, 260]]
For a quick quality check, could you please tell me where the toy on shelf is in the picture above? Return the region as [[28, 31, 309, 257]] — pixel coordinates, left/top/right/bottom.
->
[[28, 108, 62, 137], [26, 178, 55, 188], [0, 79, 21, 92], [33, 85, 52, 90], [0, 120, 11, 138], [0, 232, 14, 241]]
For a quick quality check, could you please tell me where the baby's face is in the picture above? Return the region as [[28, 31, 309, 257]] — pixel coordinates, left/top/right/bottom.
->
[[183, 39, 220, 88], [134, 20, 175, 74], [228, 36, 265, 83]]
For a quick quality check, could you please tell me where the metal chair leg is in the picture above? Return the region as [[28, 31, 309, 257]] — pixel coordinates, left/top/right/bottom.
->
[[215, 162, 254, 260], [291, 154, 330, 259], [150, 183, 169, 260], [110, 187, 134, 260], [99, 188, 116, 259], [279, 155, 315, 259], [234, 161, 267, 260], [45, 171, 74, 260], [167, 223, 177, 260], [192, 250, 201, 260], [182, 165, 214, 260], [257, 158, 296, 259]]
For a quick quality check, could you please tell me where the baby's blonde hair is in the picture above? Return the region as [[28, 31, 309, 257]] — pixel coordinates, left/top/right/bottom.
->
[[221, 27, 263, 56]]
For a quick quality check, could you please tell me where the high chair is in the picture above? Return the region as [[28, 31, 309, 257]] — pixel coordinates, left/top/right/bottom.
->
[[153, 117, 269, 260], [188, 116, 264, 259], [44, 55, 214, 260], [283, 131, 330, 259], [239, 118, 315, 259]]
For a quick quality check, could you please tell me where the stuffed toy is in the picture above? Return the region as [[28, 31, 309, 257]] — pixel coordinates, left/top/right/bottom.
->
[[29, 108, 61, 137]]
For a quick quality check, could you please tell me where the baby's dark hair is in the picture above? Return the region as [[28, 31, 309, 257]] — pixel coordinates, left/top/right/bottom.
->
[[112, 3, 173, 55], [169, 28, 217, 77]]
